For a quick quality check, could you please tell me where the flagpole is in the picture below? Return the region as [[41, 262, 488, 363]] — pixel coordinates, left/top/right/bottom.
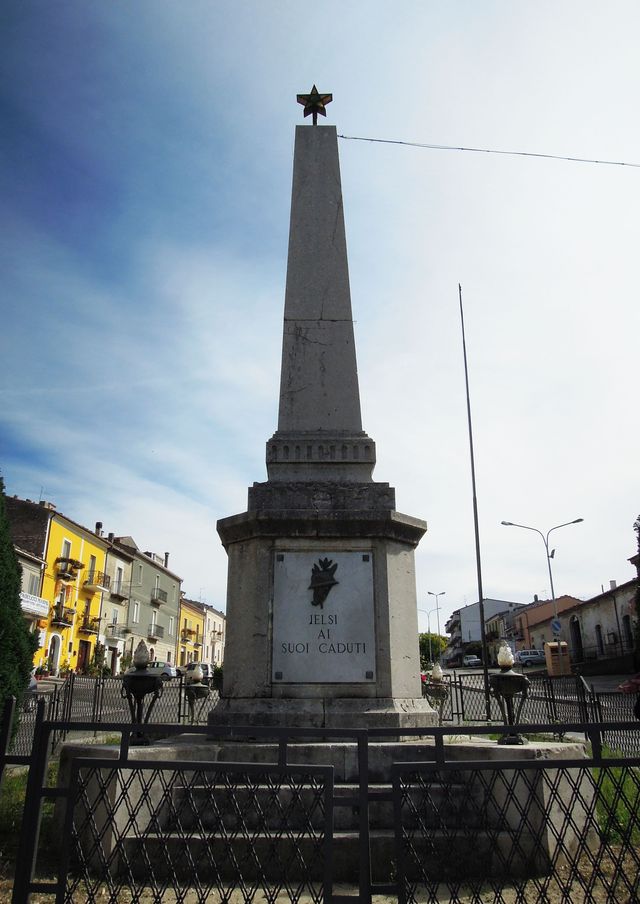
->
[[458, 283, 492, 721]]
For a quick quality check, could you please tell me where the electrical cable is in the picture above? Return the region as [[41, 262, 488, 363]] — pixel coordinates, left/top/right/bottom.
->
[[338, 134, 640, 169]]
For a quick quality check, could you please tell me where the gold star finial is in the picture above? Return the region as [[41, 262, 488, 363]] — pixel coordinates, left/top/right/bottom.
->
[[296, 85, 333, 125]]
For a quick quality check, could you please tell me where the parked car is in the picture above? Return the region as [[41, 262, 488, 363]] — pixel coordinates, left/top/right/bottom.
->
[[462, 655, 482, 668], [184, 662, 215, 683], [147, 661, 177, 680], [516, 649, 546, 667]]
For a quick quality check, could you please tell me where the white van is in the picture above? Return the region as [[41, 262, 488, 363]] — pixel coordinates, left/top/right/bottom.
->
[[516, 649, 546, 667]]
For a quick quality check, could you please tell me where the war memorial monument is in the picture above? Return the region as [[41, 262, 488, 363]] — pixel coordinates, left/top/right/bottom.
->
[[210, 86, 436, 730]]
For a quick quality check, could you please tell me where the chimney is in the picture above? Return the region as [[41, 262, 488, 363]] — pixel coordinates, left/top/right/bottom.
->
[[107, 532, 114, 543], [609, 580, 617, 591], [95, 521, 103, 537], [164, 552, 170, 568], [533, 594, 539, 603]]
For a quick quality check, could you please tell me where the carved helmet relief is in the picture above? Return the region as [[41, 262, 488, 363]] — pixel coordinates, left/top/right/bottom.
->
[[308, 558, 339, 609]]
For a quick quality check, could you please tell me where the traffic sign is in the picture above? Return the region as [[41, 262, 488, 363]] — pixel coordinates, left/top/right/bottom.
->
[[551, 618, 562, 636]]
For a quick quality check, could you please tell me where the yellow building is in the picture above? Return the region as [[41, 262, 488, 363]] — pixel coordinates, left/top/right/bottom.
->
[[178, 597, 206, 667], [37, 511, 110, 675]]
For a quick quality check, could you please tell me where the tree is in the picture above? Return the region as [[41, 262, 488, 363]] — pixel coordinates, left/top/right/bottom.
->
[[418, 633, 447, 669], [0, 477, 38, 723]]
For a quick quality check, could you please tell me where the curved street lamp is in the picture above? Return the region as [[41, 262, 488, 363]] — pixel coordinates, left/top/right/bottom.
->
[[427, 590, 446, 649], [418, 607, 440, 664], [500, 518, 584, 636]]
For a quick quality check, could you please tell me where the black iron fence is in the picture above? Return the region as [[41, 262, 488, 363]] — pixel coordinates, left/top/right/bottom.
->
[[10, 672, 640, 764], [8, 674, 221, 761], [4, 709, 640, 903], [455, 672, 596, 726]]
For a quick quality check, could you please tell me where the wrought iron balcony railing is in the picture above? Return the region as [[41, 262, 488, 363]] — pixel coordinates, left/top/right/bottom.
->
[[147, 623, 165, 640], [83, 571, 111, 593], [150, 588, 168, 606], [55, 558, 84, 582], [106, 623, 128, 638], [51, 606, 75, 627], [79, 617, 101, 634], [110, 582, 128, 601]]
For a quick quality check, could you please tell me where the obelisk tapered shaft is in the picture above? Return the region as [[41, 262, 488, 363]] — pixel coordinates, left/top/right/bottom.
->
[[267, 125, 375, 481]]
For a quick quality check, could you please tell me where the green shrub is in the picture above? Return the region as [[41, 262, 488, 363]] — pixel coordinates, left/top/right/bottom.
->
[[0, 478, 39, 730]]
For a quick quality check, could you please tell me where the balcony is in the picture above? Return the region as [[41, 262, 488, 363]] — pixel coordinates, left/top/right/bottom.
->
[[110, 583, 128, 601], [106, 623, 128, 639], [181, 627, 196, 642], [56, 558, 84, 582], [51, 606, 75, 628], [150, 588, 168, 607], [147, 623, 165, 641], [79, 617, 101, 635], [83, 571, 111, 593]]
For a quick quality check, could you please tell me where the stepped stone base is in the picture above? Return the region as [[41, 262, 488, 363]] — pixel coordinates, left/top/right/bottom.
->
[[208, 696, 438, 733], [56, 735, 588, 886]]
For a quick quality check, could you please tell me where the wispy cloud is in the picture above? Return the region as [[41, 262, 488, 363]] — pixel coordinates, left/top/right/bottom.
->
[[2, 1, 639, 621]]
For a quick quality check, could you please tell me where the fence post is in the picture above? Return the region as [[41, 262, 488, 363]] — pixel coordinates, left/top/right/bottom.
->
[[178, 675, 185, 722], [458, 675, 466, 722], [546, 677, 558, 722], [12, 699, 50, 904]]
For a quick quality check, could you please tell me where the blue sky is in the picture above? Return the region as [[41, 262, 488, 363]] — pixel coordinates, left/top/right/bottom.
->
[[2, 2, 639, 628]]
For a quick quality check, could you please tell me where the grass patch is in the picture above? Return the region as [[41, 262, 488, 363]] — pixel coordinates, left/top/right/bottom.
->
[[594, 748, 640, 844], [0, 761, 58, 877]]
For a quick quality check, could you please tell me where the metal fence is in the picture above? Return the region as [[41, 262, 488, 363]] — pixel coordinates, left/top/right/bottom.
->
[[393, 744, 640, 904], [9, 672, 640, 762], [7, 674, 221, 760], [455, 672, 594, 726], [5, 711, 640, 903]]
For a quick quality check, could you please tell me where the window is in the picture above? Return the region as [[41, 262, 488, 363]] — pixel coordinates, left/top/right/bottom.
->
[[28, 572, 40, 596], [150, 609, 157, 630], [114, 566, 124, 594], [622, 614, 633, 650], [154, 575, 159, 594], [111, 609, 118, 625], [137, 564, 143, 584], [595, 624, 604, 656], [167, 651, 171, 662], [89, 555, 97, 579], [61, 539, 72, 559], [168, 616, 175, 636], [132, 601, 139, 624]]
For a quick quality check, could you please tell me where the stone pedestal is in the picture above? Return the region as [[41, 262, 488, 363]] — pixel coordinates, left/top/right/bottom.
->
[[210, 487, 435, 730]]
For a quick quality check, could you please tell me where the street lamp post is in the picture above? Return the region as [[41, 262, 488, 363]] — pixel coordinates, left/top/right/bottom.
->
[[500, 518, 584, 637], [418, 607, 440, 665], [427, 591, 445, 651]]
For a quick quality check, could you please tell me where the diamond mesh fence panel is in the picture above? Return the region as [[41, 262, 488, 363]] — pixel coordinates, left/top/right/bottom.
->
[[456, 674, 589, 727], [593, 693, 640, 757], [8, 686, 61, 756], [457, 674, 502, 721], [62, 758, 333, 903], [394, 756, 640, 904]]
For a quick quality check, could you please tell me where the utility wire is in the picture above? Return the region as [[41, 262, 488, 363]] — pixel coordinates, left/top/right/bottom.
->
[[338, 134, 640, 169]]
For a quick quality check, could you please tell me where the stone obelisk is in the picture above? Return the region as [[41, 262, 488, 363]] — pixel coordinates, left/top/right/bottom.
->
[[212, 89, 435, 729]]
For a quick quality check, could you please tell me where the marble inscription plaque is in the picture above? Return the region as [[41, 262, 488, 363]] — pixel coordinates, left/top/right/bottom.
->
[[272, 550, 376, 683]]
